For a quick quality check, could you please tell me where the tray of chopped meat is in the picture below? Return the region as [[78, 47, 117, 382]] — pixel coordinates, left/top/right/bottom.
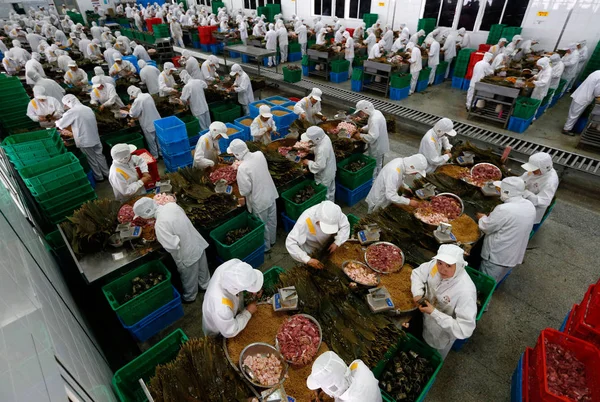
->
[[342, 260, 380, 287], [239, 342, 288, 388], [275, 314, 322, 366], [365, 242, 405, 274], [468, 163, 502, 187], [414, 193, 464, 226]]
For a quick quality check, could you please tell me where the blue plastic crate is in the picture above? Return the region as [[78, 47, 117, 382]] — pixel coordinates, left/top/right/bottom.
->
[[233, 115, 252, 139], [451, 337, 469, 351], [288, 52, 302, 62], [163, 150, 193, 172], [241, 54, 256, 63], [496, 269, 513, 287], [146, 60, 157, 68], [573, 116, 588, 134], [217, 244, 265, 268], [123, 55, 140, 73], [281, 211, 296, 233], [154, 116, 187, 142], [120, 287, 184, 342], [263, 55, 280, 66], [335, 179, 372, 207], [416, 79, 428, 93], [389, 86, 409, 101], [200, 123, 244, 151], [510, 353, 524, 402], [270, 106, 297, 127], [86, 170, 96, 189], [279, 101, 295, 109], [434, 73, 445, 85], [559, 309, 571, 332], [535, 104, 548, 119], [210, 43, 224, 55], [249, 100, 276, 118], [508, 116, 533, 133], [351, 79, 363, 92], [462, 79, 472, 90], [452, 76, 464, 89], [192, 40, 201, 48], [229, 50, 241, 58], [329, 71, 349, 83], [549, 94, 560, 108], [302, 65, 310, 76], [189, 134, 200, 150], [200, 44, 210, 52], [158, 137, 190, 155], [277, 125, 289, 137]]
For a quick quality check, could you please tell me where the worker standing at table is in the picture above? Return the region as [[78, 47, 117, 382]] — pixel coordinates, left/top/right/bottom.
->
[[427, 37, 440, 85], [64, 61, 88, 87], [26, 87, 63, 128], [138, 60, 160, 95], [250, 105, 277, 145], [134, 197, 211, 304], [131, 41, 151, 62], [306, 351, 382, 402], [364, 28, 376, 55], [265, 23, 278, 67], [489, 38, 507, 58], [303, 126, 337, 201], [520, 153, 559, 226], [202, 259, 264, 337], [201, 55, 220, 82], [158, 61, 179, 97], [128, 86, 162, 159], [561, 44, 580, 94], [89, 76, 125, 111], [295, 20, 308, 56], [477, 177, 536, 283], [193, 121, 229, 169], [531, 57, 553, 118], [108, 143, 152, 201], [441, 30, 457, 79], [180, 71, 211, 131], [343, 31, 354, 77], [466, 52, 494, 111], [353, 100, 389, 179], [286, 200, 350, 269], [411, 244, 477, 359], [562, 70, 600, 135], [24, 52, 45, 86], [228, 139, 279, 252], [368, 39, 386, 60], [365, 154, 428, 213], [294, 88, 327, 125], [109, 54, 136, 78], [407, 42, 422, 96], [418, 117, 457, 173], [180, 50, 202, 80], [277, 21, 289, 63], [548, 54, 565, 96], [228, 63, 254, 116]]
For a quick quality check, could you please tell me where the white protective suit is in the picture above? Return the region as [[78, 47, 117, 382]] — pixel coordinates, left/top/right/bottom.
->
[[505, 35, 522, 60], [335, 27, 345, 44], [250, 106, 277, 145], [28, 71, 65, 102], [294, 88, 324, 125], [24, 54, 45, 85], [491, 49, 510, 72], [2, 52, 20, 75], [411, 244, 477, 358], [138, 60, 161, 95], [229, 140, 279, 251], [364, 29, 376, 55], [109, 59, 136, 78], [26, 89, 63, 128], [382, 26, 394, 52], [10, 40, 31, 65], [90, 81, 125, 110], [549, 54, 565, 91], [201, 56, 220, 82], [409, 29, 425, 45], [428, 39, 440, 84], [577, 41, 589, 77], [520, 153, 559, 224], [181, 50, 202, 79], [563, 70, 600, 131], [353, 24, 365, 40], [277, 25, 289, 63], [407, 43, 422, 95], [230, 64, 254, 116], [253, 20, 266, 37], [305, 127, 337, 201], [344, 32, 355, 76], [108, 145, 149, 200], [286, 201, 350, 264], [104, 45, 121, 67], [201, 259, 264, 337], [87, 40, 103, 60], [193, 122, 228, 169], [180, 76, 210, 130], [418, 118, 457, 173], [170, 20, 184, 47], [442, 31, 458, 78], [466, 52, 494, 109], [132, 44, 151, 61], [238, 18, 248, 45], [129, 87, 162, 158], [365, 155, 428, 213], [355, 100, 389, 178], [531, 57, 553, 101], [562, 44, 580, 92], [489, 38, 507, 58], [265, 24, 278, 66], [479, 177, 536, 282], [158, 63, 178, 97], [295, 23, 308, 55], [368, 41, 385, 60]]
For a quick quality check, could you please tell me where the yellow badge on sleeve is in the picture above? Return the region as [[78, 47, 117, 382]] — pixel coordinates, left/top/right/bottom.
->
[[221, 297, 234, 310], [306, 218, 316, 235], [430, 264, 438, 277], [350, 362, 358, 371]]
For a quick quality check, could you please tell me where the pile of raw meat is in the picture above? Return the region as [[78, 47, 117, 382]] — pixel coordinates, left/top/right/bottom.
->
[[343, 261, 379, 286], [293, 141, 312, 152], [276, 315, 320, 366], [331, 121, 357, 137], [545, 339, 591, 401], [414, 209, 449, 225], [470, 163, 502, 187], [278, 147, 309, 158], [118, 204, 135, 223], [415, 195, 462, 225], [154, 193, 175, 206], [242, 353, 283, 387], [209, 165, 237, 184], [137, 151, 155, 164], [366, 243, 404, 273]]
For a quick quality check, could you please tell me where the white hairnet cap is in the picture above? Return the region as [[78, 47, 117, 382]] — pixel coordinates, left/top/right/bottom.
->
[[434, 244, 466, 268], [138, 59, 147, 69], [133, 197, 157, 219], [549, 53, 561, 63], [318, 201, 342, 234], [434, 118, 457, 137], [306, 352, 349, 394], [522, 152, 553, 174], [221, 261, 264, 294], [94, 66, 104, 75], [483, 52, 494, 63], [227, 138, 248, 156], [536, 57, 550, 69], [111, 143, 135, 160], [163, 61, 176, 70], [179, 69, 191, 84], [230, 63, 242, 76], [499, 38, 507, 43], [68, 60, 77, 67], [209, 121, 228, 139], [259, 105, 272, 118], [114, 54, 122, 61], [404, 154, 428, 177], [356, 100, 374, 115], [305, 126, 326, 142], [493, 176, 526, 199], [91, 76, 102, 88], [310, 88, 322, 101], [62, 94, 79, 108], [33, 86, 47, 99], [127, 85, 142, 97]]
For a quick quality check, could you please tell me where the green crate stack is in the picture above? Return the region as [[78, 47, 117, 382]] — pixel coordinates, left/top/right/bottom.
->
[[330, 59, 350, 73], [281, 180, 327, 220], [486, 24, 506, 45], [179, 115, 200, 138], [153, 24, 170, 38], [283, 66, 302, 83], [453, 48, 477, 78], [289, 42, 301, 53], [391, 74, 410, 88], [212, 103, 242, 123], [500, 26, 522, 42], [347, 213, 360, 234], [419, 67, 432, 81], [363, 13, 378, 28], [465, 266, 496, 320], [337, 154, 376, 190], [417, 18, 437, 36], [352, 69, 364, 81], [437, 61, 449, 76], [266, 3, 281, 18], [579, 41, 600, 82], [209, 211, 265, 260], [0, 77, 39, 134], [512, 97, 542, 119], [353, 55, 367, 67], [212, 1, 225, 15], [102, 131, 145, 151], [67, 11, 85, 25], [1, 129, 67, 170], [541, 89, 555, 106], [263, 266, 284, 294]]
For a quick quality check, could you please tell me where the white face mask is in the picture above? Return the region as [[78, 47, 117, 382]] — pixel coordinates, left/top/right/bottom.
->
[[500, 191, 510, 202]]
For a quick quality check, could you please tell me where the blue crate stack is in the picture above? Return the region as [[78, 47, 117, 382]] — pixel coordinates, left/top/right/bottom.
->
[[154, 116, 193, 172]]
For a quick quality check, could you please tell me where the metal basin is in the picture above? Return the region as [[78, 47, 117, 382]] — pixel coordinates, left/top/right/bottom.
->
[[239, 342, 288, 388]]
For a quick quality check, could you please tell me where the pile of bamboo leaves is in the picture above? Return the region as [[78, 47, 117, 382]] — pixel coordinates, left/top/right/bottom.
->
[[245, 141, 306, 189]]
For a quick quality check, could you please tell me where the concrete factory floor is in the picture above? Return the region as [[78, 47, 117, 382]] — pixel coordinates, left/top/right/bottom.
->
[[94, 80, 600, 401]]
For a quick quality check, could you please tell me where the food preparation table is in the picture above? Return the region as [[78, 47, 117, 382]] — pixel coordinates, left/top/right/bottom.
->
[[222, 44, 278, 76], [467, 82, 520, 129], [362, 60, 393, 98]]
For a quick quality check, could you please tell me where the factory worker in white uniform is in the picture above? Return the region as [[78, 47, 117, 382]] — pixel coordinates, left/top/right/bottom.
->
[[134, 198, 211, 303], [561, 44, 580, 94], [303, 126, 337, 201], [364, 28, 376, 55], [427, 37, 440, 85], [277, 22, 289, 63], [202, 260, 263, 337], [365, 154, 428, 213], [180, 49, 202, 79], [179, 71, 211, 130], [2, 51, 19, 75], [87, 39, 103, 60], [93, 66, 115, 86], [294, 88, 326, 125], [109, 54, 136, 78], [28, 71, 65, 102], [286, 200, 350, 269], [108, 143, 152, 201], [562, 70, 600, 135], [138, 60, 161, 95], [418, 118, 456, 173], [343, 31, 354, 76], [477, 177, 536, 283], [24, 52, 45, 86], [26, 87, 63, 128], [549, 54, 565, 95], [158, 61, 179, 96], [228, 139, 279, 252], [56, 95, 109, 182], [505, 35, 522, 59], [64, 61, 88, 87], [407, 42, 422, 95], [128, 86, 162, 159], [353, 100, 389, 179], [520, 152, 559, 225], [250, 105, 277, 145], [531, 57, 553, 102], [577, 41, 589, 77], [294, 20, 308, 56], [441, 30, 458, 79], [89, 76, 125, 111], [489, 38, 507, 58], [466, 52, 494, 110], [201, 55, 220, 82], [411, 244, 477, 359], [265, 24, 278, 66], [306, 351, 382, 402], [409, 29, 425, 45], [10, 40, 31, 65], [229, 63, 254, 116], [131, 41, 151, 61], [193, 121, 229, 169], [368, 39, 386, 60], [353, 22, 365, 41]]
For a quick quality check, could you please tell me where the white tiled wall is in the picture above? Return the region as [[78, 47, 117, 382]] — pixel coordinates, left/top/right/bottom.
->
[[0, 183, 115, 402]]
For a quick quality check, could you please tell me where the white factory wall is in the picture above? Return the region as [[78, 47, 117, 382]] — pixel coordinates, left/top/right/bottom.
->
[[0, 182, 115, 402]]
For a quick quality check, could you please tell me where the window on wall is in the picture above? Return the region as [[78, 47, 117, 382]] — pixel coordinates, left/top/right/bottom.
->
[[314, 0, 332, 16], [480, 0, 505, 31], [439, 0, 458, 27], [423, 0, 441, 19], [458, 0, 480, 31], [501, 0, 528, 27], [315, 0, 372, 19], [244, 0, 257, 9]]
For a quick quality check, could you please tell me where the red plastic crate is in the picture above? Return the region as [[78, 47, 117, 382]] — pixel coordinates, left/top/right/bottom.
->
[[529, 328, 600, 402], [566, 300, 600, 348], [465, 51, 485, 80], [198, 26, 217, 45], [478, 44, 491, 52], [172, 56, 181, 68], [586, 283, 600, 327], [132, 149, 159, 189], [346, 28, 355, 37], [288, 97, 300, 102], [146, 18, 162, 32]]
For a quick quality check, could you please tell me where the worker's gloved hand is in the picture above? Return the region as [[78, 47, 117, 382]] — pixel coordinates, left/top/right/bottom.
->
[[246, 302, 258, 314], [307, 258, 324, 270], [328, 243, 338, 254], [476, 212, 487, 220], [408, 199, 421, 208], [418, 300, 434, 315], [300, 113, 306, 120], [141, 174, 152, 184]]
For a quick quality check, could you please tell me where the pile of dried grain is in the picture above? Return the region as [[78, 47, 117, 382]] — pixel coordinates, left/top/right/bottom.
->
[[379, 264, 415, 311], [272, 110, 289, 116], [450, 214, 481, 243], [270, 99, 288, 105], [239, 118, 253, 126], [226, 127, 239, 135], [328, 241, 366, 267]]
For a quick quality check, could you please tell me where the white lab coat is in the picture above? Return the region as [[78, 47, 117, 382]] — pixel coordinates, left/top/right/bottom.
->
[[158, 71, 177, 96], [409, 46, 422, 73], [181, 79, 209, 118], [108, 156, 148, 201], [129, 93, 161, 134], [345, 37, 355, 60], [391, 37, 404, 53], [32, 80, 65, 103], [336, 360, 383, 402], [26, 97, 63, 126], [285, 204, 350, 264], [87, 43, 103, 60], [201, 260, 253, 338], [250, 116, 277, 145], [64, 68, 88, 86], [365, 158, 411, 212], [479, 196, 536, 267], [419, 129, 452, 173], [521, 170, 559, 224], [488, 44, 504, 58], [109, 60, 136, 77], [364, 33, 376, 55], [55, 104, 101, 148], [293, 96, 322, 125], [201, 60, 219, 82], [428, 40, 440, 67], [382, 30, 394, 52], [578, 45, 589, 74], [467, 57, 494, 108], [193, 133, 221, 168], [491, 52, 509, 71], [442, 32, 457, 60], [265, 29, 278, 50], [532, 66, 553, 101], [335, 29, 344, 44], [104, 48, 120, 67], [184, 57, 203, 79], [562, 50, 580, 83], [89, 84, 125, 109], [233, 72, 254, 106], [90, 25, 103, 41], [411, 260, 477, 353], [236, 151, 278, 214], [26, 33, 44, 51], [133, 45, 151, 61], [78, 38, 90, 55], [368, 44, 383, 60], [253, 23, 266, 37], [361, 109, 389, 165], [549, 60, 565, 90], [353, 26, 364, 40], [570, 71, 600, 105], [140, 65, 161, 95], [308, 135, 336, 190], [24, 58, 45, 85]]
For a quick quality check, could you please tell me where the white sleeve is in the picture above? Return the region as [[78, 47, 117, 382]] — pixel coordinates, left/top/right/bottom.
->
[[214, 306, 252, 338], [525, 178, 558, 210], [26, 102, 39, 121], [180, 83, 191, 103], [478, 206, 506, 234], [421, 137, 449, 166], [285, 220, 311, 264], [110, 171, 144, 199], [441, 136, 452, 151], [236, 166, 251, 197], [103, 85, 120, 107], [307, 145, 327, 174], [250, 118, 266, 138], [193, 137, 215, 168], [384, 170, 409, 205], [334, 213, 350, 246], [430, 291, 477, 340], [410, 262, 430, 298], [129, 98, 142, 118], [133, 155, 149, 174], [293, 99, 307, 115]]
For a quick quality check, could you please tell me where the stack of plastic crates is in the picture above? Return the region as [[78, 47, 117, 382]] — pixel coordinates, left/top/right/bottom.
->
[[210, 211, 266, 268], [1, 129, 67, 170], [363, 13, 378, 28], [19, 153, 96, 223], [153, 23, 170, 39], [154, 116, 193, 172], [389, 73, 411, 100], [0, 76, 39, 134], [579, 40, 600, 83], [417, 18, 436, 35], [453, 48, 476, 78], [486, 24, 506, 45], [500, 26, 522, 42]]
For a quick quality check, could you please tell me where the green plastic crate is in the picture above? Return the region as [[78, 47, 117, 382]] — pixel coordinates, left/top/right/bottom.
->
[[179, 115, 201, 138], [212, 1, 225, 14], [418, 67, 432, 81], [373, 333, 443, 402], [390, 73, 411, 88], [437, 61, 449, 74], [209, 211, 265, 260], [281, 180, 328, 221], [541, 89, 555, 106], [512, 97, 542, 119], [212, 103, 242, 123], [112, 329, 188, 402], [34, 176, 91, 202], [45, 230, 66, 253], [330, 59, 350, 73], [153, 24, 170, 38], [465, 266, 496, 320], [347, 213, 360, 234], [38, 182, 95, 213], [44, 193, 97, 224], [353, 55, 367, 67], [363, 13, 378, 28], [19, 153, 85, 195], [500, 26, 522, 42], [352, 69, 364, 81], [143, 32, 155, 44], [2, 129, 62, 153], [102, 260, 173, 326], [283, 67, 302, 83], [417, 18, 436, 35], [263, 266, 284, 294], [456, 48, 477, 62], [289, 42, 301, 53], [266, 3, 281, 14], [337, 154, 376, 190], [104, 131, 145, 150], [6, 146, 67, 170], [556, 79, 567, 95]]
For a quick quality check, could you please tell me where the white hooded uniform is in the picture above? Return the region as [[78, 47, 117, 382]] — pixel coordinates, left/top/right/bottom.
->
[[355, 100, 389, 178], [562, 44, 580, 92], [108, 145, 149, 200], [230, 64, 254, 116], [419, 118, 456, 173], [202, 260, 264, 337], [442, 31, 458, 78], [411, 244, 477, 359], [407, 43, 422, 95], [365, 155, 428, 213], [201, 56, 220, 82], [129, 87, 162, 158], [305, 126, 337, 201], [193, 122, 228, 169], [286, 201, 350, 264], [180, 77, 210, 129], [531, 57, 553, 101], [466, 52, 494, 109], [89, 81, 125, 110], [563, 70, 600, 131], [265, 24, 278, 66], [138, 60, 161, 95], [132, 44, 151, 61], [182, 51, 202, 80], [24, 55, 46, 85], [479, 177, 536, 281], [294, 88, 323, 125], [250, 106, 277, 145], [549, 54, 565, 91], [428, 39, 440, 84], [158, 63, 178, 96], [28, 71, 65, 102], [26, 90, 63, 128], [520, 153, 559, 224], [64, 67, 88, 86]]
